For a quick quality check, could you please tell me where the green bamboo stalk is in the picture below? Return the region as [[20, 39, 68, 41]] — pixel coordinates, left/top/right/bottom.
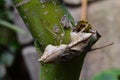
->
[[13, 0, 75, 47], [13, 0, 100, 80]]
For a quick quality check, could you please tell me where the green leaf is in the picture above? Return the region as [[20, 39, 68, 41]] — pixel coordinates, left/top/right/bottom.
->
[[93, 69, 120, 80], [0, 52, 14, 67], [0, 20, 25, 34]]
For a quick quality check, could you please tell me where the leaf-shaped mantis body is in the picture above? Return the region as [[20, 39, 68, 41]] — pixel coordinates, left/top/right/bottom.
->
[[39, 31, 92, 63]]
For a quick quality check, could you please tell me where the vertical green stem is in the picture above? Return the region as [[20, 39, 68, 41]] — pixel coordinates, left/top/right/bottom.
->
[[13, 0, 99, 80], [13, 0, 75, 47]]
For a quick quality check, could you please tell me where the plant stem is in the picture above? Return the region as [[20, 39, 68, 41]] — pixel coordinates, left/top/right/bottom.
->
[[13, 0, 100, 80], [81, 0, 88, 21]]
